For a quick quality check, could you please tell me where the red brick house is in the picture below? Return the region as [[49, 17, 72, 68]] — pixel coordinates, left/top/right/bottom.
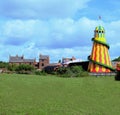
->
[[62, 56, 76, 67], [9, 55, 36, 66], [38, 54, 49, 70]]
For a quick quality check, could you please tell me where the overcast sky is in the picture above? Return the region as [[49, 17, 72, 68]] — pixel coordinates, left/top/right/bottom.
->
[[0, 0, 120, 62]]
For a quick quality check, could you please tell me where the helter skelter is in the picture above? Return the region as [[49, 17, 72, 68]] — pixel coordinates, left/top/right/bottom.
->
[[88, 25, 115, 73]]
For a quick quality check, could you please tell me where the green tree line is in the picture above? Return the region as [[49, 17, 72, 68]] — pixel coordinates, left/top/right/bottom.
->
[[112, 56, 120, 61]]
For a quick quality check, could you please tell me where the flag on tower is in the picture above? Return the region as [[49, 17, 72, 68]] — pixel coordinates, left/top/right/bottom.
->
[[99, 16, 101, 20]]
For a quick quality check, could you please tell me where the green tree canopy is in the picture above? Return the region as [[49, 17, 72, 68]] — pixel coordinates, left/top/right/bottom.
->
[[112, 56, 120, 61]]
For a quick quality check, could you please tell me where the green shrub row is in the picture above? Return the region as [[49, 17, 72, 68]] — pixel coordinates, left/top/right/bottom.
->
[[34, 70, 47, 76], [0, 61, 88, 77], [56, 66, 88, 77], [7, 64, 34, 74]]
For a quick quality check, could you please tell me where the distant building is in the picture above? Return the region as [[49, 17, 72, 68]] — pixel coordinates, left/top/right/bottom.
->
[[9, 54, 86, 71], [112, 61, 120, 69], [9, 54, 50, 70], [68, 61, 89, 71], [62, 56, 76, 67], [38, 54, 49, 70], [44, 63, 62, 73], [9, 55, 36, 66]]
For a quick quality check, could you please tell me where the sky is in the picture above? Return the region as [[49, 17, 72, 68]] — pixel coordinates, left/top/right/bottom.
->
[[0, 0, 120, 62]]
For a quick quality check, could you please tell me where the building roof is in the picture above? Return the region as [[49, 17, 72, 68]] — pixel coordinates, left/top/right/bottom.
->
[[62, 56, 76, 63], [47, 63, 62, 66], [23, 59, 35, 62], [9, 55, 35, 63], [95, 25, 105, 31], [63, 59, 83, 65], [39, 54, 49, 60]]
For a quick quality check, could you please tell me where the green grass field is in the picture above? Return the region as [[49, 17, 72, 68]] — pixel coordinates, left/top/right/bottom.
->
[[0, 74, 120, 115]]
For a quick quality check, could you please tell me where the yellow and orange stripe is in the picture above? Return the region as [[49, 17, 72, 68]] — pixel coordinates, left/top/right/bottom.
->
[[88, 26, 114, 73]]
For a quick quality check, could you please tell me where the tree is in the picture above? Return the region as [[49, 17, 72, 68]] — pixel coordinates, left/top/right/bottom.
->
[[0, 61, 9, 68], [58, 59, 61, 63], [113, 56, 120, 61], [57, 66, 88, 77], [15, 64, 34, 74]]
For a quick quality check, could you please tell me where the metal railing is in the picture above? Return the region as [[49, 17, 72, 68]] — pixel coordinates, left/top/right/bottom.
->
[[89, 72, 116, 76]]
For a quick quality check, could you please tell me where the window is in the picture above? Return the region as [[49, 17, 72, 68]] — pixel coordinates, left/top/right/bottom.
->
[[96, 30, 98, 33], [42, 63, 44, 66]]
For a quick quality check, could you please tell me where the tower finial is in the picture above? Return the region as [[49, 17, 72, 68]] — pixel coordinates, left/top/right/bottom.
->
[[99, 16, 101, 20], [98, 16, 102, 26]]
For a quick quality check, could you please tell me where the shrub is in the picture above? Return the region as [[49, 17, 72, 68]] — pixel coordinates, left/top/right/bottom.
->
[[7, 64, 17, 71], [34, 70, 47, 76], [57, 66, 88, 78], [57, 67, 67, 74], [15, 64, 34, 74], [0, 61, 9, 68]]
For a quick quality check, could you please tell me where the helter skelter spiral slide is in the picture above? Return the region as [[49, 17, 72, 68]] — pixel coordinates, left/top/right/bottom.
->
[[88, 25, 115, 73]]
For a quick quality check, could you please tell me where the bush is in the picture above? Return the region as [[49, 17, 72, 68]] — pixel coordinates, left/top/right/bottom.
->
[[56, 67, 67, 74], [115, 70, 120, 80], [0, 61, 9, 68], [15, 64, 34, 74], [16, 64, 34, 71], [57, 66, 88, 78], [7, 64, 17, 71], [34, 70, 47, 76]]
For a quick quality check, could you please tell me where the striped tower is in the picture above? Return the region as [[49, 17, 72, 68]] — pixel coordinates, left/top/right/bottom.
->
[[88, 25, 114, 73]]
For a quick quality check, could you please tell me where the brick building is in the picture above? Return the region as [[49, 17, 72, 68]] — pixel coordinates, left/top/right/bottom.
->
[[62, 56, 76, 67], [38, 54, 49, 70], [9, 55, 36, 66]]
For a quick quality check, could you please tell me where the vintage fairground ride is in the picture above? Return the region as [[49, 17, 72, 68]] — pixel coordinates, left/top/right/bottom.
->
[[88, 25, 115, 74]]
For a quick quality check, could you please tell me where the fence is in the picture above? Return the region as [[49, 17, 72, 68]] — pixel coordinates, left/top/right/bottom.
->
[[89, 72, 116, 76]]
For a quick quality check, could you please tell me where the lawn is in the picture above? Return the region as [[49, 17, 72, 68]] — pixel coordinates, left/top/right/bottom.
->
[[0, 74, 120, 115]]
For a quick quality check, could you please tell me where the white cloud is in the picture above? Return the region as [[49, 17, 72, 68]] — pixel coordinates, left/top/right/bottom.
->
[[2, 20, 36, 45], [0, 0, 120, 63], [3, 20, 35, 37], [0, 17, 120, 62], [2, 18, 95, 47]]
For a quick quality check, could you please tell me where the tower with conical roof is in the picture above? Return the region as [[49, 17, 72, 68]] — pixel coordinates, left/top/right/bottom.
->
[[88, 25, 114, 73]]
